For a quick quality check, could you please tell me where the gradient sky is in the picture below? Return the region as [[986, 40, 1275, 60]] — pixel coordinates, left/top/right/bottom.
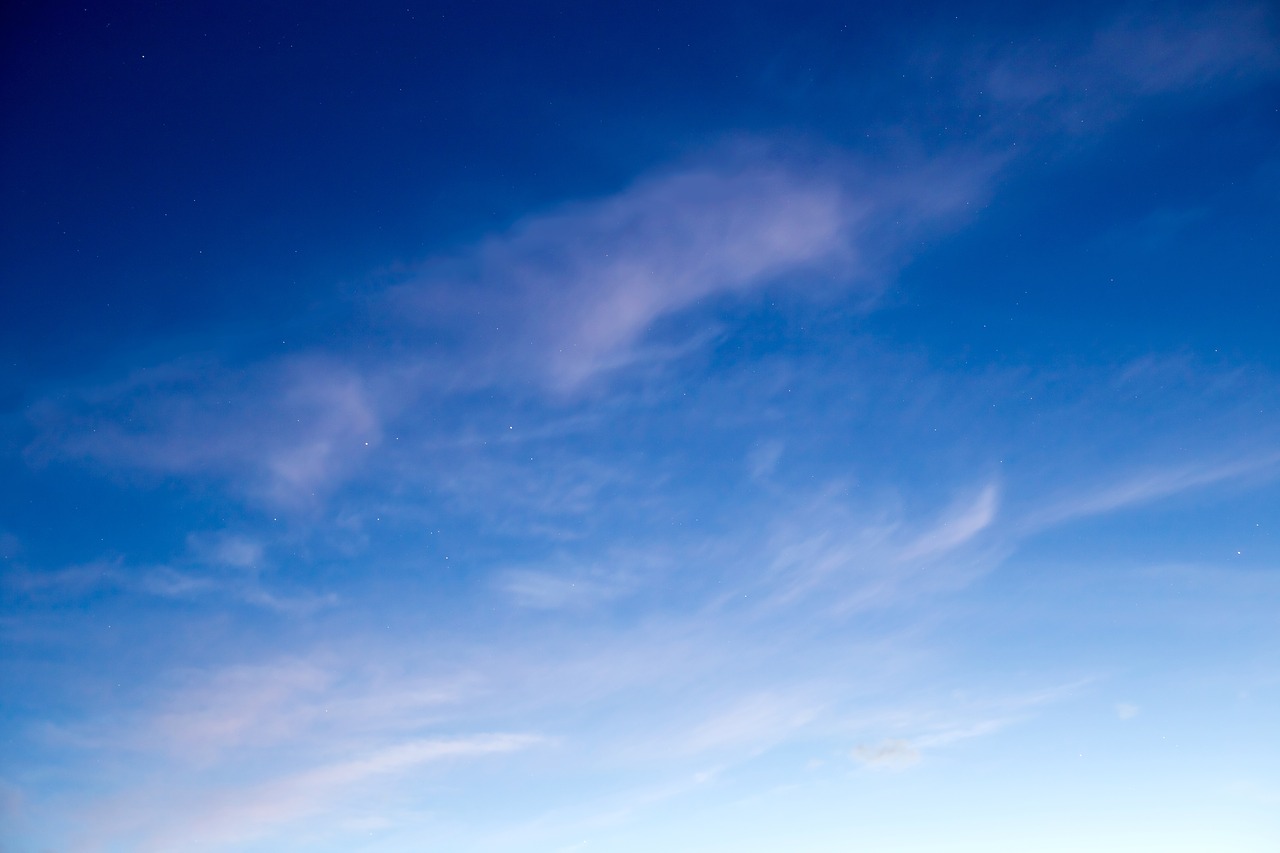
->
[[3, 2, 1280, 851]]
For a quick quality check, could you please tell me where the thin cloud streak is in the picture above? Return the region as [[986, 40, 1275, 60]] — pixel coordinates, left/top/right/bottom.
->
[[1018, 451, 1280, 534], [27, 356, 385, 508], [979, 3, 1278, 130], [86, 734, 544, 853], [898, 483, 1000, 561]]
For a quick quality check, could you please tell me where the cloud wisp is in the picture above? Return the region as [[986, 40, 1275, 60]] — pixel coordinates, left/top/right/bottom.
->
[[1018, 450, 1280, 534], [2, 530, 337, 614], [27, 355, 385, 508], [86, 733, 544, 853], [389, 144, 995, 394], [976, 3, 1278, 132]]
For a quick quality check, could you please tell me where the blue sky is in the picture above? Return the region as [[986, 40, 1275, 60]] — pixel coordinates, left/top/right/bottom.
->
[[2, 1, 1279, 850]]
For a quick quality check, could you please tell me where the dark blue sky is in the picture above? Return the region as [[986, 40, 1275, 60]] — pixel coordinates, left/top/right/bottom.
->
[[7, 0, 1275, 382]]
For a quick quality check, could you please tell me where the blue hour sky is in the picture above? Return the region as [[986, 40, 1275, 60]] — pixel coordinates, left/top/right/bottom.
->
[[2, 1, 1279, 850]]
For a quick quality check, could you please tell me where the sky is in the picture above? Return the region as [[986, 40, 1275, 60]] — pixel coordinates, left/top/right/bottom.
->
[[1, 1, 1279, 850]]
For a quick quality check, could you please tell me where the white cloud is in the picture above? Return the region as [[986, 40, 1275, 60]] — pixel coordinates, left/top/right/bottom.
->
[[747, 439, 785, 480], [851, 719, 1011, 770], [744, 485, 1008, 614], [983, 4, 1278, 126], [28, 356, 384, 508], [1020, 451, 1280, 533], [1116, 702, 1140, 720], [395, 156, 856, 392], [494, 567, 635, 611], [391, 143, 995, 394], [136, 657, 474, 764], [127, 734, 543, 852], [0, 530, 19, 560], [678, 693, 821, 756], [185, 531, 265, 570], [853, 738, 921, 770], [898, 482, 999, 561]]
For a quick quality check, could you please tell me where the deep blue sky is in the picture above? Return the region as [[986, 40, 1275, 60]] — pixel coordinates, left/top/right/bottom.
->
[[3, 2, 1279, 850]]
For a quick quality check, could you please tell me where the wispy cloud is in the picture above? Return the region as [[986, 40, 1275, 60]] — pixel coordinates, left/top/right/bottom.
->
[[898, 483, 1000, 561], [740, 482, 1008, 614], [28, 356, 384, 508], [677, 693, 823, 757], [0, 530, 19, 560], [494, 566, 636, 611], [981, 3, 1278, 128], [91, 733, 543, 853], [184, 530, 265, 570], [390, 143, 995, 394], [747, 439, 785, 481], [849, 679, 1091, 770], [2, 530, 335, 613], [147, 659, 337, 760], [853, 738, 921, 770], [1019, 451, 1280, 533]]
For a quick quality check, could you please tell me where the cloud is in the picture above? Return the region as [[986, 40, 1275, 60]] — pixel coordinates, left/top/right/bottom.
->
[[28, 356, 383, 508], [853, 738, 921, 770], [113, 734, 543, 852], [2, 532, 331, 613], [747, 439, 785, 481], [3, 559, 126, 596], [0, 531, 19, 560], [392, 156, 853, 392], [756, 515, 897, 609], [912, 717, 1016, 749], [678, 693, 821, 756], [47, 653, 515, 849], [148, 659, 336, 761], [0, 778, 24, 820], [898, 483, 999, 561], [184, 531, 265, 570], [1020, 451, 1280, 533], [494, 567, 635, 611], [129, 656, 476, 765], [391, 143, 995, 393], [847, 685, 1086, 772], [744, 483, 1009, 614], [982, 4, 1278, 127], [1087, 5, 1278, 93], [1116, 702, 1140, 720]]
